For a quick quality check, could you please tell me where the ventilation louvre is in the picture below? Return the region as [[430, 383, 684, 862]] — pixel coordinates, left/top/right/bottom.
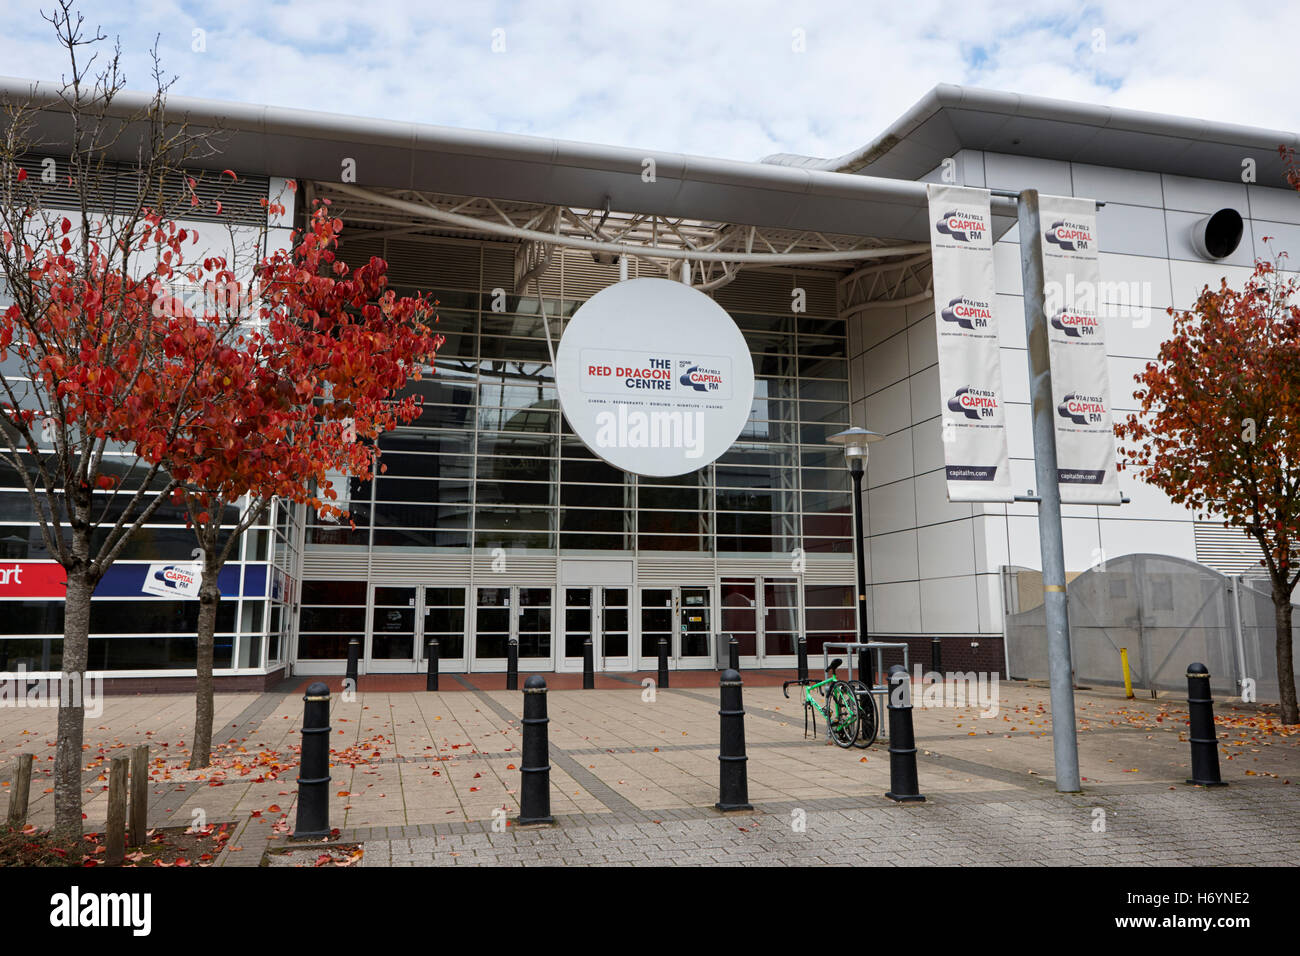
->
[[560, 250, 621, 299], [383, 238, 480, 290], [301, 551, 369, 579], [1194, 522, 1266, 575], [17, 156, 271, 226]]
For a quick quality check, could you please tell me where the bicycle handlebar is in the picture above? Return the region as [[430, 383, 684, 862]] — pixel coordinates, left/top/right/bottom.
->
[[782, 678, 817, 698]]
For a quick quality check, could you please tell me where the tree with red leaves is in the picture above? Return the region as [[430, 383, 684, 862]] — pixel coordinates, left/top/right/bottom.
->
[[166, 203, 440, 769], [0, 7, 266, 836], [1116, 243, 1300, 724]]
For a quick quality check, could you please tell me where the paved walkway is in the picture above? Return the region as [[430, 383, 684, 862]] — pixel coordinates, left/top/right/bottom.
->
[[2, 673, 1297, 866], [322, 784, 1297, 867]]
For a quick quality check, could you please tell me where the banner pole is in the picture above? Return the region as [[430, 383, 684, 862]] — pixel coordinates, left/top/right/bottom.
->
[[1016, 188, 1082, 793]]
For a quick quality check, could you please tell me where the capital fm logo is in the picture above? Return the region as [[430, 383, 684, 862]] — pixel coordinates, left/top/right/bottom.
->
[[1058, 392, 1107, 425], [152, 565, 197, 591], [678, 363, 723, 393], [940, 295, 994, 330], [947, 386, 999, 421], [1049, 308, 1099, 338], [1045, 219, 1094, 252], [935, 209, 987, 242]]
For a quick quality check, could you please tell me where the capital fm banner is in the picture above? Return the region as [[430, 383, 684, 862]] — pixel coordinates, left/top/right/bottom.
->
[[926, 185, 1015, 502], [1037, 194, 1122, 505]]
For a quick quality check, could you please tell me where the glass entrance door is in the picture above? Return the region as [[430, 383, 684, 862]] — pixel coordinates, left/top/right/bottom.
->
[[474, 586, 553, 671], [516, 587, 553, 669], [369, 585, 470, 673], [422, 586, 467, 672], [720, 576, 799, 668], [560, 587, 592, 674], [559, 587, 632, 672], [640, 587, 674, 671], [761, 578, 800, 666], [600, 588, 631, 671], [368, 585, 419, 673], [638, 586, 713, 670], [721, 578, 759, 667], [678, 587, 712, 667]]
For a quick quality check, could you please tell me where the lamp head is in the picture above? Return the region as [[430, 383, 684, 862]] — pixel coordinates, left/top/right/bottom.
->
[[827, 426, 885, 469]]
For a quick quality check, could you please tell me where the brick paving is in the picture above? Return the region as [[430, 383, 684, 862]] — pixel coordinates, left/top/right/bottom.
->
[[269, 783, 1300, 867], [3, 673, 1298, 866]]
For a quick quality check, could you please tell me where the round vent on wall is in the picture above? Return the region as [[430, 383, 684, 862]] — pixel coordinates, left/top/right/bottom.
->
[[1190, 208, 1244, 260]]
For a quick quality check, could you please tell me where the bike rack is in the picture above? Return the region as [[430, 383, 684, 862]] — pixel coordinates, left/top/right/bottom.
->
[[821, 641, 909, 742]]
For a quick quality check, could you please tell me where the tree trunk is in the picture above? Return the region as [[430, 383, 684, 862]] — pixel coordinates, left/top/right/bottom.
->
[[1275, 584, 1298, 725], [53, 566, 94, 839], [187, 553, 222, 770]]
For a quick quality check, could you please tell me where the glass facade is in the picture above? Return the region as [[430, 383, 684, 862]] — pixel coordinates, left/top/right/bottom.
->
[[0, 486, 290, 674], [294, 239, 859, 672], [303, 241, 854, 559], [0, 231, 857, 675]]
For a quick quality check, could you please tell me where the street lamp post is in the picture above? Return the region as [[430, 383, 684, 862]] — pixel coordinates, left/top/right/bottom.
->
[[828, 427, 885, 651]]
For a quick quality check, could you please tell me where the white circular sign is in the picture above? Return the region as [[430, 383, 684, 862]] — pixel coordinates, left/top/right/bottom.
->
[[555, 277, 755, 477]]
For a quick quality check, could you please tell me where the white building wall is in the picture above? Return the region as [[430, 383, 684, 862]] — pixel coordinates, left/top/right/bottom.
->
[[850, 148, 1300, 639]]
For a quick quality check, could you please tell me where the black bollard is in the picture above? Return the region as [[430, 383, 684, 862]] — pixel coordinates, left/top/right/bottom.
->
[[426, 638, 439, 692], [657, 637, 670, 689], [931, 637, 943, 676], [344, 638, 360, 691], [716, 668, 753, 811], [796, 636, 808, 684], [506, 638, 519, 691], [728, 635, 740, 672], [294, 682, 332, 838], [1186, 662, 1226, 787], [582, 637, 595, 690], [885, 665, 925, 803], [518, 675, 554, 824]]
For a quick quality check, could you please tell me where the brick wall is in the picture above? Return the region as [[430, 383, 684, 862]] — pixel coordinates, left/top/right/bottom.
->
[[871, 636, 1006, 679], [93, 667, 286, 696]]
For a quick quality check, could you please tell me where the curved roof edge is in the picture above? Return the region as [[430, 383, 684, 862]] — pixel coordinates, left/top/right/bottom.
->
[[0, 75, 1016, 242], [762, 84, 1300, 188]]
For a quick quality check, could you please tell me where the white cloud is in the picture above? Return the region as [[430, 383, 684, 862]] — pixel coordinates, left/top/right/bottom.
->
[[0, 0, 1292, 163]]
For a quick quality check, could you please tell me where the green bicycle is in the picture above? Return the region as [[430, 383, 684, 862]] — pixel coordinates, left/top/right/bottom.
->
[[782, 658, 861, 748]]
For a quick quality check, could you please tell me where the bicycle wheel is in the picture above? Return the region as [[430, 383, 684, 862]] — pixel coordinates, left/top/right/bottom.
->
[[826, 681, 860, 749], [848, 680, 879, 749]]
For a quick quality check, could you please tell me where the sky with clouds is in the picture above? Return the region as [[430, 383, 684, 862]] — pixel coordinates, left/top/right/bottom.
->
[[0, 0, 1293, 162]]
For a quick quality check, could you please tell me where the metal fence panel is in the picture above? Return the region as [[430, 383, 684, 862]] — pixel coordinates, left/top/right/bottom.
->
[[1004, 554, 1296, 702], [1239, 578, 1300, 703]]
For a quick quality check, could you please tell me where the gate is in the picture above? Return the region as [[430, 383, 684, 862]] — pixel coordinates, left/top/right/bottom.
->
[[1003, 553, 1298, 701]]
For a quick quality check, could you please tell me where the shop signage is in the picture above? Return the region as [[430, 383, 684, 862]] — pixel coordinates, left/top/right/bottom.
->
[[556, 278, 755, 477], [0, 561, 262, 600]]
